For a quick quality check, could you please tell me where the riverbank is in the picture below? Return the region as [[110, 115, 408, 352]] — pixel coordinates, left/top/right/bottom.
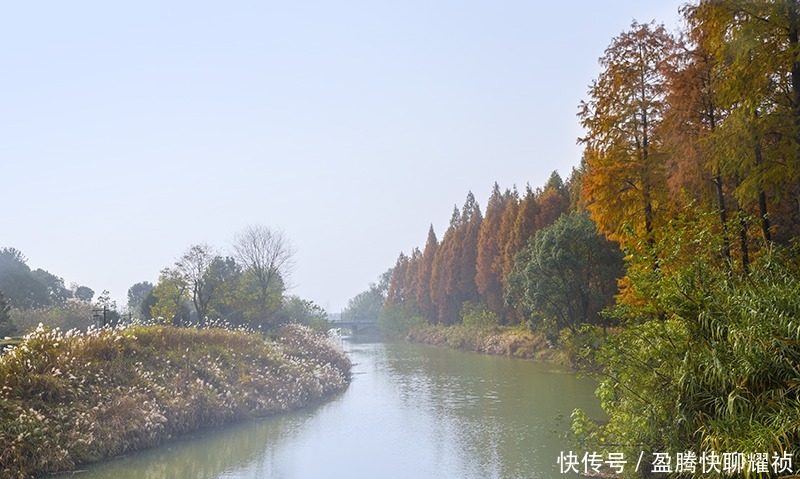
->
[[404, 323, 566, 363], [0, 323, 351, 478]]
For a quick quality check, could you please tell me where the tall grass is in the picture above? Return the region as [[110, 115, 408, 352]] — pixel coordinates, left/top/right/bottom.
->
[[0, 323, 350, 478]]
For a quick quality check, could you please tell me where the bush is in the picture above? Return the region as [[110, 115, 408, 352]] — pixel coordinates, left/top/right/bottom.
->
[[460, 301, 499, 330]]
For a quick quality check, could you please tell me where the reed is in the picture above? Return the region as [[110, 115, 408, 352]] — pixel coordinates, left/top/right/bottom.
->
[[0, 323, 350, 478]]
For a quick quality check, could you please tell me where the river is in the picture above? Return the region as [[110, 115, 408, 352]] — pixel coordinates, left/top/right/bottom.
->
[[53, 339, 603, 479]]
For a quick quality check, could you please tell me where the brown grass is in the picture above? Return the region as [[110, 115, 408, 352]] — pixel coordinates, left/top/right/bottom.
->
[[406, 323, 565, 362]]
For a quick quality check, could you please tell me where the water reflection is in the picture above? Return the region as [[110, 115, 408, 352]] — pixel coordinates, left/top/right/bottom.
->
[[53, 341, 602, 479]]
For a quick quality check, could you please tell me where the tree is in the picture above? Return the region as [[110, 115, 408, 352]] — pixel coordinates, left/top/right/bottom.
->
[[150, 266, 190, 325], [506, 212, 624, 335], [385, 253, 410, 307], [0, 248, 51, 309], [662, 3, 737, 263], [176, 243, 219, 324], [94, 290, 121, 326], [205, 256, 243, 322], [415, 226, 438, 322], [579, 21, 676, 260], [0, 290, 17, 337], [342, 270, 391, 322], [232, 225, 295, 316], [455, 191, 482, 310], [536, 172, 569, 229], [279, 295, 329, 332], [476, 183, 507, 319], [685, 1, 800, 245], [126, 281, 153, 315], [31, 269, 71, 304], [74, 285, 95, 302]]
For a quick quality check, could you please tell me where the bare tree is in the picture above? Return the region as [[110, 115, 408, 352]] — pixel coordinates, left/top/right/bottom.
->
[[176, 243, 217, 324], [232, 225, 295, 313]]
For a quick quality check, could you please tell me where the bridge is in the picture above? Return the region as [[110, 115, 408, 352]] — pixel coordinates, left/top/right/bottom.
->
[[329, 319, 379, 336]]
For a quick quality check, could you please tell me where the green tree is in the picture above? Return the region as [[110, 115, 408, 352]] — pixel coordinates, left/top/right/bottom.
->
[[506, 212, 623, 335], [126, 281, 153, 316], [31, 269, 71, 304], [74, 285, 94, 302], [175, 244, 221, 324], [342, 270, 390, 323], [150, 267, 190, 325], [0, 248, 51, 309], [0, 290, 17, 337], [280, 296, 329, 332]]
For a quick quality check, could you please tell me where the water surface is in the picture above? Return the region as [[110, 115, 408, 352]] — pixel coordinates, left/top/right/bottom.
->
[[54, 340, 602, 479]]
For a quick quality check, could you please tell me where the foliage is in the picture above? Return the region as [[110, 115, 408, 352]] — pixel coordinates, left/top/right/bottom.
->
[[574, 248, 800, 476], [341, 270, 390, 323], [150, 267, 191, 325], [73, 285, 94, 302], [0, 290, 17, 338], [378, 302, 426, 339], [150, 232, 293, 330], [126, 282, 153, 316], [0, 248, 67, 310], [0, 323, 350, 478], [279, 296, 329, 333], [406, 322, 557, 361], [459, 301, 499, 330], [506, 212, 623, 336], [232, 224, 294, 315], [578, 21, 675, 258]]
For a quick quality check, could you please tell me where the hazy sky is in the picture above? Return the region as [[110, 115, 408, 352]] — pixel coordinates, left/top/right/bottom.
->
[[2, 1, 682, 312]]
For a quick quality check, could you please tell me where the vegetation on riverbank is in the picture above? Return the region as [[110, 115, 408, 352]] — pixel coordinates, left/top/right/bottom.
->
[[0, 323, 350, 478], [405, 323, 560, 361]]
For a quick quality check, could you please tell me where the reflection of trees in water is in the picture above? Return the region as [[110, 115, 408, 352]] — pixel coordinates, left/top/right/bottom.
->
[[58, 412, 313, 479], [382, 342, 600, 479]]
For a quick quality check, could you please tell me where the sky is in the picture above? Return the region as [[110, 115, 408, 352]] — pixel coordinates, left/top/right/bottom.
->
[[1, 1, 683, 313]]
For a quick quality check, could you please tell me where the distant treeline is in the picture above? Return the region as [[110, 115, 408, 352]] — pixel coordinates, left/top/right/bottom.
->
[[0, 247, 105, 336], [0, 225, 329, 337]]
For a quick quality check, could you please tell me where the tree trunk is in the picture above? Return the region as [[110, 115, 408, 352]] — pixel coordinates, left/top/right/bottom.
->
[[714, 174, 732, 261], [739, 207, 750, 273], [754, 138, 772, 243]]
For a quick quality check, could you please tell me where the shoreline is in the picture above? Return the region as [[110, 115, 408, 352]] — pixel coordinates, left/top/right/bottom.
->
[[403, 323, 568, 364]]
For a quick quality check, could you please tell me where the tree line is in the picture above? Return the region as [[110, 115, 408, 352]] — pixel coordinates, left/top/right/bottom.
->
[[0, 225, 328, 337], [140, 224, 327, 331], [379, 171, 624, 339], [0, 247, 111, 336]]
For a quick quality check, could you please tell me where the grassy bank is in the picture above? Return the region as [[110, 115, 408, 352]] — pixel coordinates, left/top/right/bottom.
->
[[404, 323, 565, 362], [0, 323, 351, 478]]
